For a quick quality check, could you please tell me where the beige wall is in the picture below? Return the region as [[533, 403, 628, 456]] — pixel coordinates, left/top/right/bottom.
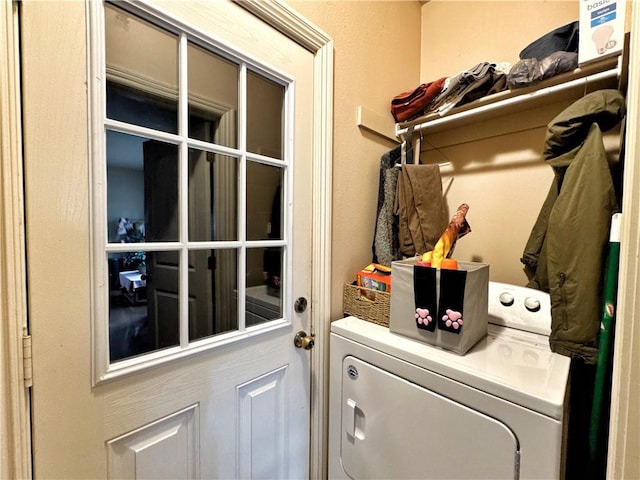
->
[[421, 1, 580, 80], [285, 0, 422, 320], [285, 1, 636, 477], [284, 0, 590, 312], [419, 1, 584, 285], [282, 0, 623, 318]]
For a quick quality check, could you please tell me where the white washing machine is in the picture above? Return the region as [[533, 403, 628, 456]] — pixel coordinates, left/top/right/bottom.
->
[[329, 282, 571, 479]]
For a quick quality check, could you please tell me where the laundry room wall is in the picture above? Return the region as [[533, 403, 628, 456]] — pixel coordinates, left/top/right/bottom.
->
[[420, 2, 580, 81], [418, 1, 621, 285], [283, 1, 637, 477], [283, 0, 621, 307], [284, 0, 614, 311], [284, 0, 422, 320]]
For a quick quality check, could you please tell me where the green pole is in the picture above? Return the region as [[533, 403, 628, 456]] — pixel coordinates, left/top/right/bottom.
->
[[589, 213, 622, 471]]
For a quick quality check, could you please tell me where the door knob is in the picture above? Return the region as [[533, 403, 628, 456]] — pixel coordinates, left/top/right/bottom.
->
[[294, 331, 315, 350]]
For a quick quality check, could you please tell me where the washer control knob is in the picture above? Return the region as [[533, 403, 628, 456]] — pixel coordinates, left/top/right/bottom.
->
[[499, 292, 515, 306], [524, 297, 541, 312]]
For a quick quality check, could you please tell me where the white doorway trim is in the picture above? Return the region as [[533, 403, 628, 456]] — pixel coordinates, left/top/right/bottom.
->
[[233, 2, 333, 478], [0, 1, 32, 478], [608, 5, 640, 478]]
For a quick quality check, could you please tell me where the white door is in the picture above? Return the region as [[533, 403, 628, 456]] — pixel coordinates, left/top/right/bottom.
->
[[21, 1, 319, 478]]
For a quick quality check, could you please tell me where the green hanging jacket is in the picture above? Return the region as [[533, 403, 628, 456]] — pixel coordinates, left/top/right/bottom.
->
[[521, 89, 625, 364]]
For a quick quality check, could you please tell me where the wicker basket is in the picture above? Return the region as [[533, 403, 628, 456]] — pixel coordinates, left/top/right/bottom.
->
[[342, 283, 390, 327]]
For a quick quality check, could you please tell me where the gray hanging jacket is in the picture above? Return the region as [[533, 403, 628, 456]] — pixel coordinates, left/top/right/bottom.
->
[[521, 89, 625, 364]]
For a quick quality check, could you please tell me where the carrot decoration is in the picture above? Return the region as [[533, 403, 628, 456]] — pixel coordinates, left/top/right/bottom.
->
[[440, 258, 459, 270]]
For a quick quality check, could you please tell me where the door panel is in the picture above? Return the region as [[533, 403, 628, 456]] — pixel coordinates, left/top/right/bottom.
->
[[106, 405, 199, 480], [237, 367, 288, 479], [22, 1, 314, 478]]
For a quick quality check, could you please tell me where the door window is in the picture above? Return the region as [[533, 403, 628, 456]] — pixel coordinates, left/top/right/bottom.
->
[[99, 2, 290, 376]]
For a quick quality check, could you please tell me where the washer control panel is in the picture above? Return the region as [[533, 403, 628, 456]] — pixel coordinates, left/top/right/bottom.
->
[[488, 282, 552, 336]]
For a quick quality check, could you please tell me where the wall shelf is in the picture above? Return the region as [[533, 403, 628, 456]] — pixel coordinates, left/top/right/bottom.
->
[[356, 105, 399, 143], [396, 56, 621, 139]]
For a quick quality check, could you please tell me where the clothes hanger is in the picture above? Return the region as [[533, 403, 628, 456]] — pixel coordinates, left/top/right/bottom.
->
[[395, 127, 451, 168]]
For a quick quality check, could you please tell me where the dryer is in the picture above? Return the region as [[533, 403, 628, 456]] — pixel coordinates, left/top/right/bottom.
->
[[329, 282, 571, 479]]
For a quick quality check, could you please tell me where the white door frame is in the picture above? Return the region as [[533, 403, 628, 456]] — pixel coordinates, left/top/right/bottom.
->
[[608, 5, 640, 479], [0, 0, 31, 479], [0, 0, 332, 478]]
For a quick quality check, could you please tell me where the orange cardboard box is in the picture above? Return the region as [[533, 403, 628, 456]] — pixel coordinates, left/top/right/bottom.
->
[[356, 263, 391, 299]]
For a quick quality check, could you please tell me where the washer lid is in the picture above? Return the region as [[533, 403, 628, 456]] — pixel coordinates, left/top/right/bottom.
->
[[331, 317, 571, 419]]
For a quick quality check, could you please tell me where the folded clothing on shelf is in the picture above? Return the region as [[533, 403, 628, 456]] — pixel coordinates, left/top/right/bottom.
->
[[507, 51, 578, 89], [429, 62, 498, 115], [519, 21, 579, 61], [390, 77, 446, 122]]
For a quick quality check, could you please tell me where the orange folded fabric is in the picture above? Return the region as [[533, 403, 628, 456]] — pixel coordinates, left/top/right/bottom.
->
[[390, 77, 447, 122]]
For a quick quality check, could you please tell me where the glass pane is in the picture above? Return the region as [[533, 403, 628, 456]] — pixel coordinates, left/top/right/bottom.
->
[[107, 131, 179, 242], [109, 250, 180, 362], [105, 5, 178, 134], [246, 247, 283, 326], [188, 43, 238, 148], [189, 248, 238, 341], [246, 162, 283, 241], [188, 150, 238, 241], [246, 71, 284, 158]]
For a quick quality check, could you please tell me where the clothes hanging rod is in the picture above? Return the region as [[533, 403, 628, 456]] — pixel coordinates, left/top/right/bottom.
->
[[394, 161, 451, 168], [395, 64, 621, 138]]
